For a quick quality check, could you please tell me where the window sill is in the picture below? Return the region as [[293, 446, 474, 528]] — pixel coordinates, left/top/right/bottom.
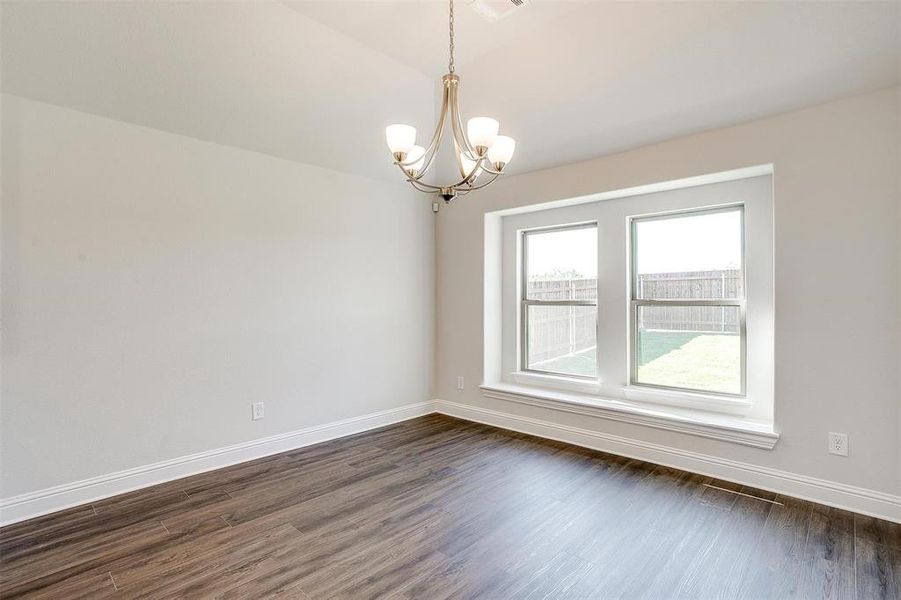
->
[[511, 371, 602, 395], [622, 385, 751, 416], [480, 382, 778, 450]]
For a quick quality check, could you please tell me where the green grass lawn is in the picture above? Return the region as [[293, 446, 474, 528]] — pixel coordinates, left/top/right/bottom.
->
[[637, 331, 740, 394], [532, 348, 598, 377], [534, 330, 740, 394]]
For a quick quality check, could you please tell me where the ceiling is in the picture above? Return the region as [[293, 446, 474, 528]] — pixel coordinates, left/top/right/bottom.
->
[[0, 1, 434, 181], [2, 1, 899, 181], [283, 1, 589, 79]]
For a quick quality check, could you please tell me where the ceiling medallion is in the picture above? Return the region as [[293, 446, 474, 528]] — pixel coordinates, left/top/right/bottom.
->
[[384, 0, 516, 204]]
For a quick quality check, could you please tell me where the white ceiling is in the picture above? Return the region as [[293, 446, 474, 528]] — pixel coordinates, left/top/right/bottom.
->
[[282, 1, 589, 79], [3, 1, 899, 181], [0, 1, 434, 181]]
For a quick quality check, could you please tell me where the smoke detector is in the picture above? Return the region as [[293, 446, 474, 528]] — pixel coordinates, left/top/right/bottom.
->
[[468, 0, 531, 23]]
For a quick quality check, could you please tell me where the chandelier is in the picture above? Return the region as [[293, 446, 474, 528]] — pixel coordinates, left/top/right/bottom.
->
[[385, 0, 516, 204]]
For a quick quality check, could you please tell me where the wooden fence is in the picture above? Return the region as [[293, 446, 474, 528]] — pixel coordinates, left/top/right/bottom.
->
[[526, 278, 596, 364], [637, 270, 741, 333], [526, 270, 740, 364], [636, 269, 742, 300]]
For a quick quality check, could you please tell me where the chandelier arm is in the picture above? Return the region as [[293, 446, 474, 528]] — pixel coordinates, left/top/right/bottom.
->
[[399, 106, 485, 190], [461, 165, 479, 183], [405, 150, 442, 180], [402, 171, 446, 192], [452, 137, 465, 178], [399, 155, 486, 192], [454, 141, 492, 183], [392, 163, 410, 179], [396, 86, 449, 174], [393, 163, 444, 191], [452, 138, 476, 182], [399, 84, 450, 175], [411, 117, 445, 178], [394, 154, 471, 191], [454, 91, 483, 160], [440, 169, 490, 191], [393, 138, 500, 189], [392, 162, 433, 188], [478, 159, 502, 176], [407, 178, 442, 193], [395, 148, 437, 180], [448, 81, 480, 160], [461, 171, 501, 191], [394, 154, 438, 180], [405, 172, 450, 193]]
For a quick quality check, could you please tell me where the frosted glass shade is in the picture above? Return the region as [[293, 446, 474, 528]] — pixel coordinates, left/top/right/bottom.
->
[[460, 153, 483, 179], [405, 145, 426, 173], [467, 117, 499, 150], [385, 124, 416, 154], [487, 135, 515, 166]]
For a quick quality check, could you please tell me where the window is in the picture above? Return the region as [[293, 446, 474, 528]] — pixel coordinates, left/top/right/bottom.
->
[[521, 224, 597, 379], [490, 171, 773, 427], [630, 206, 745, 396]]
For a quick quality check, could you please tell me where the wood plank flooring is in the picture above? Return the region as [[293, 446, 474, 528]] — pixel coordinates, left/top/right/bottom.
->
[[1, 414, 899, 599]]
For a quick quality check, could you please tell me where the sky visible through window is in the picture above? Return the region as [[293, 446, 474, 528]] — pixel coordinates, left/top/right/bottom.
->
[[526, 227, 596, 279], [635, 209, 741, 274], [526, 209, 742, 279]]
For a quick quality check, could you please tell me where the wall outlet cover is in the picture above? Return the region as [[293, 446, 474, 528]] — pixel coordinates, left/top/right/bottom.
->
[[252, 402, 264, 421], [828, 432, 848, 456]]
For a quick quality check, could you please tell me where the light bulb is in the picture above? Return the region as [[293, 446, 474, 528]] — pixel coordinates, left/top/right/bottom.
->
[[405, 145, 426, 175], [460, 153, 483, 180], [385, 124, 416, 159], [467, 117, 499, 155], [487, 135, 515, 170]]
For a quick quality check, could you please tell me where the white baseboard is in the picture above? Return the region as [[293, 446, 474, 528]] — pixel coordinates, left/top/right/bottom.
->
[[435, 399, 901, 524], [4, 398, 898, 527], [0, 401, 437, 527]]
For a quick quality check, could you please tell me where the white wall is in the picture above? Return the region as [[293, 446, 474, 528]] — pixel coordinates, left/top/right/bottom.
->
[[436, 87, 900, 496], [1, 95, 434, 498]]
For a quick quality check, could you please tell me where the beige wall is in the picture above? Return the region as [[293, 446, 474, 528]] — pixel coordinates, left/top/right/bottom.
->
[[1, 95, 435, 497], [2, 86, 898, 505], [436, 87, 900, 495]]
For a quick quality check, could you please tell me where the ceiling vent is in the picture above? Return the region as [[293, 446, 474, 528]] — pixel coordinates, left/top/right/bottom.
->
[[468, 0, 531, 23]]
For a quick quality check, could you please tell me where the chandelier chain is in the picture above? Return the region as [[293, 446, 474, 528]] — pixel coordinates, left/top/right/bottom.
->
[[448, 0, 455, 73]]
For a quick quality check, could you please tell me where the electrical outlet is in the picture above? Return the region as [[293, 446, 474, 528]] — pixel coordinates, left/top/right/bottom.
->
[[828, 432, 848, 456], [457, 376, 465, 390], [252, 402, 264, 421]]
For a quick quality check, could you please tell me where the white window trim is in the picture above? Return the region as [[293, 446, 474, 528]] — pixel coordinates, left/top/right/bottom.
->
[[484, 166, 775, 446], [622, 385, 752, 415], [511, 370, 603, 395], [481, 382, 778, 450]]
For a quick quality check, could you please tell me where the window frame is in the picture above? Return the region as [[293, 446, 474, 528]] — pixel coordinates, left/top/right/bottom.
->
[[628, 204, 747, 398], [519, 221, 598, 381]]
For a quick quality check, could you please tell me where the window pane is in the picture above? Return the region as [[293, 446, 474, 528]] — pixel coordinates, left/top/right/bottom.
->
[[634, 209, 742, 300], [526, 226, 597, 301], [527, 304, 597, 377], [634, 305, 741, 394]]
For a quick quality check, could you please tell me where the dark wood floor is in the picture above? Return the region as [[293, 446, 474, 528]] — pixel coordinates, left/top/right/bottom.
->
[[1, 415, 899, 599]]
